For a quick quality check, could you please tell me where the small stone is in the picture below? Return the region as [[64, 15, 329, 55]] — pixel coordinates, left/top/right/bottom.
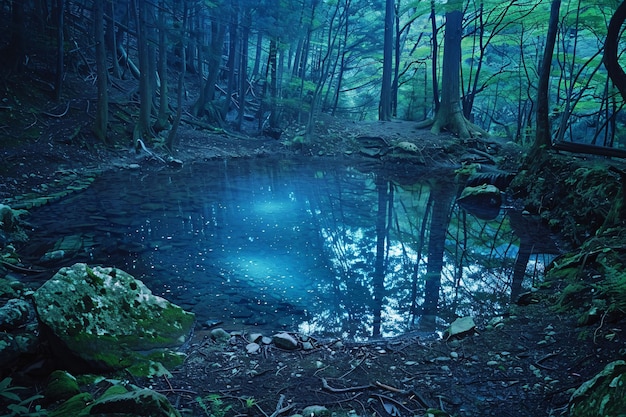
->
[[128, 163, 141, 170], [302, 341, 314, 350], [211, 328, 231, 343], [272, 332, 298, 350], [261, 336, 272, 345], [441, 365, 451, 372], [302, 405, 330, 417], [487, 361, 499, 366], [246, 343, 260, 354], [249, 333, 263, 343], [450, 351, 459, 359]]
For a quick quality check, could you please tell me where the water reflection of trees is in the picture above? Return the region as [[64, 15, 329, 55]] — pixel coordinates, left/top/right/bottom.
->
[[306, 165, 556, 339]]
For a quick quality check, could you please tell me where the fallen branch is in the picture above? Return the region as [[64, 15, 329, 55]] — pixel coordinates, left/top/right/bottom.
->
[[0, 260, 47, 274], [255, 394, 294, 417], [41, 101, 70, 118], [370, 393, 417, 414], [321, 378, 373, 393], [136, 138, 166, 164]]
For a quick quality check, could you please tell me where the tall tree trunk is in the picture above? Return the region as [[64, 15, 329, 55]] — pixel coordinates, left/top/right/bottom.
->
[[431, 5, 485, 139], [9, 0, 26, 71], [392, 0, 400, 117], [222, 2, 239, 118], [134, 0, 156, 142], [268, 38, 278, 129], [236, 6, 250, 131], [154, 0, 170, 132], [166, 0, 188, 151], [192, 18, 225, 122], [532, 0, 561, 153], [604, 0, 626, 103], [54, 0, 65, 100], [94, 0, 109, 143], [379, 0, 394, 121], [106, 1, 122, 79], [430, 0, 440, 114]]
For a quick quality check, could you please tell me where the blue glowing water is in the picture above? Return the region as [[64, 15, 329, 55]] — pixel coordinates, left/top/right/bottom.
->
[[24, 158, 558, 339]]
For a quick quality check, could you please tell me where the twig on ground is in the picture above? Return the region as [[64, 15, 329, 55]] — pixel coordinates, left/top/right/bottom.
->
[[42, 101, 70, 118], [264, 394, 294, 417], [321, 378, 373, 393], [370, 392, 417, 414], [534, 351, 559, 371]]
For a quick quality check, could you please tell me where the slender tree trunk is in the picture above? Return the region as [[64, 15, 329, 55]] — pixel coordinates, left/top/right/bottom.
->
[[154, 0, 170, 132], [94, 0, 109, 143], [222, 3, 239, 118], [166, 0, 188, 150], [268, 38, 278, 129], [54, 0, 65, 100], [430, 0, 440, 113], [604, 0, 626, 102], [236, 6, 250, 131], [252, 31, 263, 78], [9, 0, 25, 71], [106, 1, 122, 79], [379, 0, 394, 121], [533, 0, 561, 152]]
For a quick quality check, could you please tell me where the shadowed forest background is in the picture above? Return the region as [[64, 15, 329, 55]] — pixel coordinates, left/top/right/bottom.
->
[[2, 0, 626, 152]]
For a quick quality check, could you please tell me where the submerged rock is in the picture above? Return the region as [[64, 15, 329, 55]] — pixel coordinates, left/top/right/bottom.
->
[[32, 263, 195, 373]]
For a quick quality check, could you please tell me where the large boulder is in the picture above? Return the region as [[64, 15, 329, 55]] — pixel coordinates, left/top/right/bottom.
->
[[0, 297, 39, 371], [32, 263, 195, 373]]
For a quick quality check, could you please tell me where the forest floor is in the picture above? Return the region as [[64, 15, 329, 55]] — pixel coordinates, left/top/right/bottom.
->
[[1, 69, 625, 417]]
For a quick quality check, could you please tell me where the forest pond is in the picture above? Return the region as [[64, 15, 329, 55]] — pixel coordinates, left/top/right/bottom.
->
[[22, 158, 559, 340]]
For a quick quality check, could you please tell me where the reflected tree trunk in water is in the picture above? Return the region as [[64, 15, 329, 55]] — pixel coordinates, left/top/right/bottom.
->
[[410, 194, 432, 323], [372, 175, 391, 337], [508, 210, 539, 302], [421, 186, 454, 330]]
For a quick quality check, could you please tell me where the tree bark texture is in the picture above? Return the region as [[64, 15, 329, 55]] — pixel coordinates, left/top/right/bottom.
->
[[379, 0, 394, 121], [533, 0, 561, 151], [94, 0, 109, 143], [604, 0, 626, 103], [431, 8, 485, 139]]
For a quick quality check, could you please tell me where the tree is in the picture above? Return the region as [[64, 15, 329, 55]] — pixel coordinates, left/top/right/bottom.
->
[[379, 0, 394, 121], [94, 0, 109, 143], [533, 0, 561, 152], [54, 0, 65, 100], [604, 0, 626, 103], [430, 1, 486, 139]]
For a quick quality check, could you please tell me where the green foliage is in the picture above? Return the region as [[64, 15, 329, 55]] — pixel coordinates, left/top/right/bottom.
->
[[0, 378, 47, 417], [196, 394, 233, 417]]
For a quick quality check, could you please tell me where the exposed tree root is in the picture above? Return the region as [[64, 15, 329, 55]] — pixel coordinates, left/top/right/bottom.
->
[[431, 107, 488, 139]]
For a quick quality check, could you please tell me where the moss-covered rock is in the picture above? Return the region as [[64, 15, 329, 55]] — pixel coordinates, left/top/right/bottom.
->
[[45, 370, 81, 403], [32, 263, 195, 374], [569, 360, 626, 417]]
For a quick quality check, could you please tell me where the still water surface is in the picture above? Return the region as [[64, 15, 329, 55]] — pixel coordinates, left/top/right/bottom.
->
[[25, 158, 559, 339]]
